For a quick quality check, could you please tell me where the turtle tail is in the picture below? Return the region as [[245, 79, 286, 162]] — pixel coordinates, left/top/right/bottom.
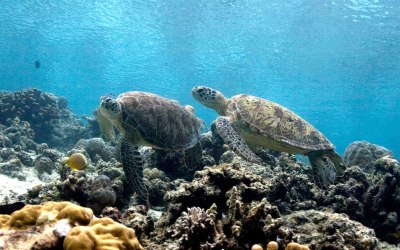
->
[[120, 138, 149, 206]]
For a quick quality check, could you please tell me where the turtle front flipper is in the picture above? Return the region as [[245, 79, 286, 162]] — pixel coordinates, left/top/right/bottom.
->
[[325, 150, 346, 176], [120, 138, 149, 206], [308, 151, 337, 188], [216, 116, 262, 163]]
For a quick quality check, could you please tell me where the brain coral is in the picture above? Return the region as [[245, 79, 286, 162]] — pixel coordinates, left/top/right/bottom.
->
[[0, 201, 143, 250], [64, 217, 144, 250], [0, 201, 93, 249]]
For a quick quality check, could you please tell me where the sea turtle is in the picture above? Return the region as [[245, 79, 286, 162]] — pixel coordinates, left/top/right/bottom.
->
[[192, 86, 345, 187], [98, 91, 203, 205]]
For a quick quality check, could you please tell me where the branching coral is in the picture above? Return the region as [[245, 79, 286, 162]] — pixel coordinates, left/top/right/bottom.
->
[[171, 203, 225, 249]]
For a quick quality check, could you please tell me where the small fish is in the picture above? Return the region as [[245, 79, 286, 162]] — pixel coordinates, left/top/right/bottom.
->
[[63, 153, 88, 170], [34, 60, 40, 69]]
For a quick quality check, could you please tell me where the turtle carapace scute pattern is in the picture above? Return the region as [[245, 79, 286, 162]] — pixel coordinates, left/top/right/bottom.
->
[[98, 91, 203, 206]]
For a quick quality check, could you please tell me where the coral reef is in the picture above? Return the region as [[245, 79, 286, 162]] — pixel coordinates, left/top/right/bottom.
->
[[0, 118, 37, 169], [0, 89, 90, 149], [1, 89, 400, 249], [343, 140, 394, 172], [320, 156, 400, 244]]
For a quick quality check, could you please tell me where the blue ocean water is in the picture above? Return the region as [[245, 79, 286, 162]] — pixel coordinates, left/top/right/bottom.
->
[[0, 0, 399, 157]]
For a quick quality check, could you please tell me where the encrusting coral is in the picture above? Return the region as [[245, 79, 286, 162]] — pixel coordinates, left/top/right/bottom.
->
[[64, 217, 144, 250], [285, 242, 310, 250], [0, 201, 93, 249], [0, 201, 144, 250]]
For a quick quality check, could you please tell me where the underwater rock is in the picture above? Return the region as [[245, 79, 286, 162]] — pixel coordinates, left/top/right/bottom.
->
[[364, 156, 400, 244], [34, 156, 53, 176], [87, 175, 117, 214], [163, 162, 317, 225], [0, 118, 36, 152], [100, 206, 155, 241], [321, 156, 400, 244], [281, 209, 379, 249], [24, 182, 60, 205], [344, 141, 394, 172], [56, 170, 91, 206], [96, 158, 124, 180], [144, 168, 173, 207], [0, 158, 26, 180], [74, 137, 117, 162], [121, 207, 155, 240]]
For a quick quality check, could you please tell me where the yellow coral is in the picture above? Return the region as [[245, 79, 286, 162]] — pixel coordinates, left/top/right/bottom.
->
[[64, 217, 144, 250], [9, 204, 42, 229], [0, 202, 143, 250], [285, 242, 310, 250], [251, 244, 263, 250], [7, 201, 93, 230], [0, 214, 11, 228]]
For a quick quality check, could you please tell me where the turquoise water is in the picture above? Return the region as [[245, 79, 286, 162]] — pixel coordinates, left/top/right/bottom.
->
[[0, 0, 399, 157]]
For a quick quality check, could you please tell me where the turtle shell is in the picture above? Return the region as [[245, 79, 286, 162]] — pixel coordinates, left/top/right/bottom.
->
[[229, 94, 334, 151], [117, 91, 203, 150]]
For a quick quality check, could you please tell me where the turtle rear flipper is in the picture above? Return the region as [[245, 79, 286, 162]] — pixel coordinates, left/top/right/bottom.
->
[[216, 116, 262, 163], [183, 142, 203, 170], [120, 138, 149, 207]]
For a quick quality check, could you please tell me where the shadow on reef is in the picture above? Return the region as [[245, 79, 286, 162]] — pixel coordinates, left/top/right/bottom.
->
[[0, 89, 399, 249]]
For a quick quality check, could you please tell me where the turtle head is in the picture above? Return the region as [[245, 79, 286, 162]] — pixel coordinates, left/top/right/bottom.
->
[[192, 86, 228, 116], [99, 96, 121, 122]]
